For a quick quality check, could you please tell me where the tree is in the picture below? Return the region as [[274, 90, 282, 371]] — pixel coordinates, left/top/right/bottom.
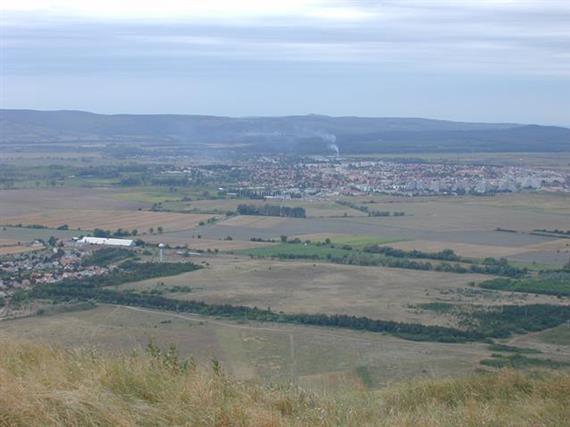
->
[[93, 228, 109, 238], [157, 226, 164, 234], [280, 235, 288, 243], [47, 236, 57, 247]]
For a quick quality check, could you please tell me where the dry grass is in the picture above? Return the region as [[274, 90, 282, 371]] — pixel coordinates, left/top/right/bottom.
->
[[221, 216, 289, 228], [1, 340, 569, 426], [2, 210, 214, 233], [0, 239, 42, 255], [387, 240, 524, 259]]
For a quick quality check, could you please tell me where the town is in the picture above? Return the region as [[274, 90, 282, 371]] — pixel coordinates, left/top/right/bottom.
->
[[165, 156, 570, 198]]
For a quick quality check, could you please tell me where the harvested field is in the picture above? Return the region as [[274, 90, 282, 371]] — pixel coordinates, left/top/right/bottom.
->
[[1, 210, 214, 233], [0, 226, 77, 243], [0, 238, 23, 246], [0, 245, 40, 255], [221, 215, 289, 228], [507, 249, 570, 267], [387, 240, 521, 258], [0, 188, 147, 217], [384, 239, 570, 260]]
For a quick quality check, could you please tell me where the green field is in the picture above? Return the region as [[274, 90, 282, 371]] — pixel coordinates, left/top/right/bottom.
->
[[238, 242, 354, 258], [479, 276, 570, 296]]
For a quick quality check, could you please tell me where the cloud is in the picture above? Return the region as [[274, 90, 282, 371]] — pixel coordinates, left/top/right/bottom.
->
[[2, 0, 569, 77], [2, 0, 374, 22]]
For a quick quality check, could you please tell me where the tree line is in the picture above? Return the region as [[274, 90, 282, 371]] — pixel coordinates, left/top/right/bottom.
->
[[247, 242, 526, 277], [32, 283, 481, 343], [237, 204, 306, 218], [336, 200, 405, 217]]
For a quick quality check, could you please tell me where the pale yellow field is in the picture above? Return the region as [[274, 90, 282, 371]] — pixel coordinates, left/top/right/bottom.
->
[[385, 238, 570, 260], [1, 210, 215, 233], [344, 192, 570, 232], [221, 215, 289, 228], [0, 237, 43, 254], [0, 245, 40, 255], [0, 238, 22, 246]]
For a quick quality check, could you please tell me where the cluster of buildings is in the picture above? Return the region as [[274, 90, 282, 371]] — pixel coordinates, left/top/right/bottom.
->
[[0, 243, 110, 299], [169, 156, 569, 198]]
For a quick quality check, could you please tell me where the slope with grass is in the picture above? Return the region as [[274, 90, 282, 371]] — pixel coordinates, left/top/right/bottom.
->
[[1, 341, 569, 426]]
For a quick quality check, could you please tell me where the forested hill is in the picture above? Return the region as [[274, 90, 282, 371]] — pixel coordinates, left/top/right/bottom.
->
[[2, 109, 569, 154]]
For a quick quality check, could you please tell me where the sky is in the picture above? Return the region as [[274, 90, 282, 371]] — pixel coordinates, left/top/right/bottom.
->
[[1, 0, 569, 125]]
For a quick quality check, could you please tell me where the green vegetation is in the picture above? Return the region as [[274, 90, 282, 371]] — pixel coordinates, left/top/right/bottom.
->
[[420, 302, 570, 339], [240, 242, 352, 259], [479, 272, 570, 296], [533, 228, 570, 236], [487, 344, 541, 354], [536, 325, 570, 346], [93, 228, 139, 238], [140, 285, 193, 296], [355, 366, 374, 388], [33, 284, 481, 343], [363, 245, 460, 261], [239, 242, 526, 277], [480, 354, 570, 369], [2, 340, 570, 427], [237, 204, 306, 218], [59, 261, 200, 289], [336, 200, 405, 217], [27, 259, 570, 343], [81, 247, 135, 267], [327, 235, 405, 247]]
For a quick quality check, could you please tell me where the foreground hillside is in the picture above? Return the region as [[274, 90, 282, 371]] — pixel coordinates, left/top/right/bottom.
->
[[1, 341, 569, 426]]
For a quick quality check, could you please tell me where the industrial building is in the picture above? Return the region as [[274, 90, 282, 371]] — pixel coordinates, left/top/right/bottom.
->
[[77, 237, 135, 247]]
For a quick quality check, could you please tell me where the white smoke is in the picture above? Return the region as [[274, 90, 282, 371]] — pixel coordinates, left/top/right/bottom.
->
[[327, 142, 340, 156], [314, 131, 339, 156]]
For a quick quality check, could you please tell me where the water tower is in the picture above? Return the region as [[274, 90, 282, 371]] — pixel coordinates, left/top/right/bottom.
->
[[158, 243, 165, 263]]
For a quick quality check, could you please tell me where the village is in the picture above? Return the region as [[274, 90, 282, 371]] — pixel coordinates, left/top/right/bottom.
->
[[0, 237, 135, 300]]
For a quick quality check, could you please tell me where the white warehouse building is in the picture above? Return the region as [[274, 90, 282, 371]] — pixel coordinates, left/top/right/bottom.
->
[[77, 237, 135, 247]]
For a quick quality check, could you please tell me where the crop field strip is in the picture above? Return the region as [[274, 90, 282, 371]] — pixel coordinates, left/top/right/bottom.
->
[[1, 210, 216, 233]]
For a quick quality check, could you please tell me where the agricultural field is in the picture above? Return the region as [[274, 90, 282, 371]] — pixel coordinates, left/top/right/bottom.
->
[[0, 187, 147, 217], [1, 209, 215, 234], [114, 256, 562, 326], [160, 198, 367, 218], [387, 238, 570, 262], [0, 226, 77, 244], [1, 154, 570, 395], [0, 244, 40, 255]]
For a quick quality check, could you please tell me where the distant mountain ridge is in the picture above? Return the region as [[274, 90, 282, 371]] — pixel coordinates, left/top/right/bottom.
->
[[1, 109, 569, 154]]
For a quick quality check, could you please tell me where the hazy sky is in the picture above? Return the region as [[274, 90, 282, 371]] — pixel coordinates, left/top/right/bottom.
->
[[2, 0, 569, 124]]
